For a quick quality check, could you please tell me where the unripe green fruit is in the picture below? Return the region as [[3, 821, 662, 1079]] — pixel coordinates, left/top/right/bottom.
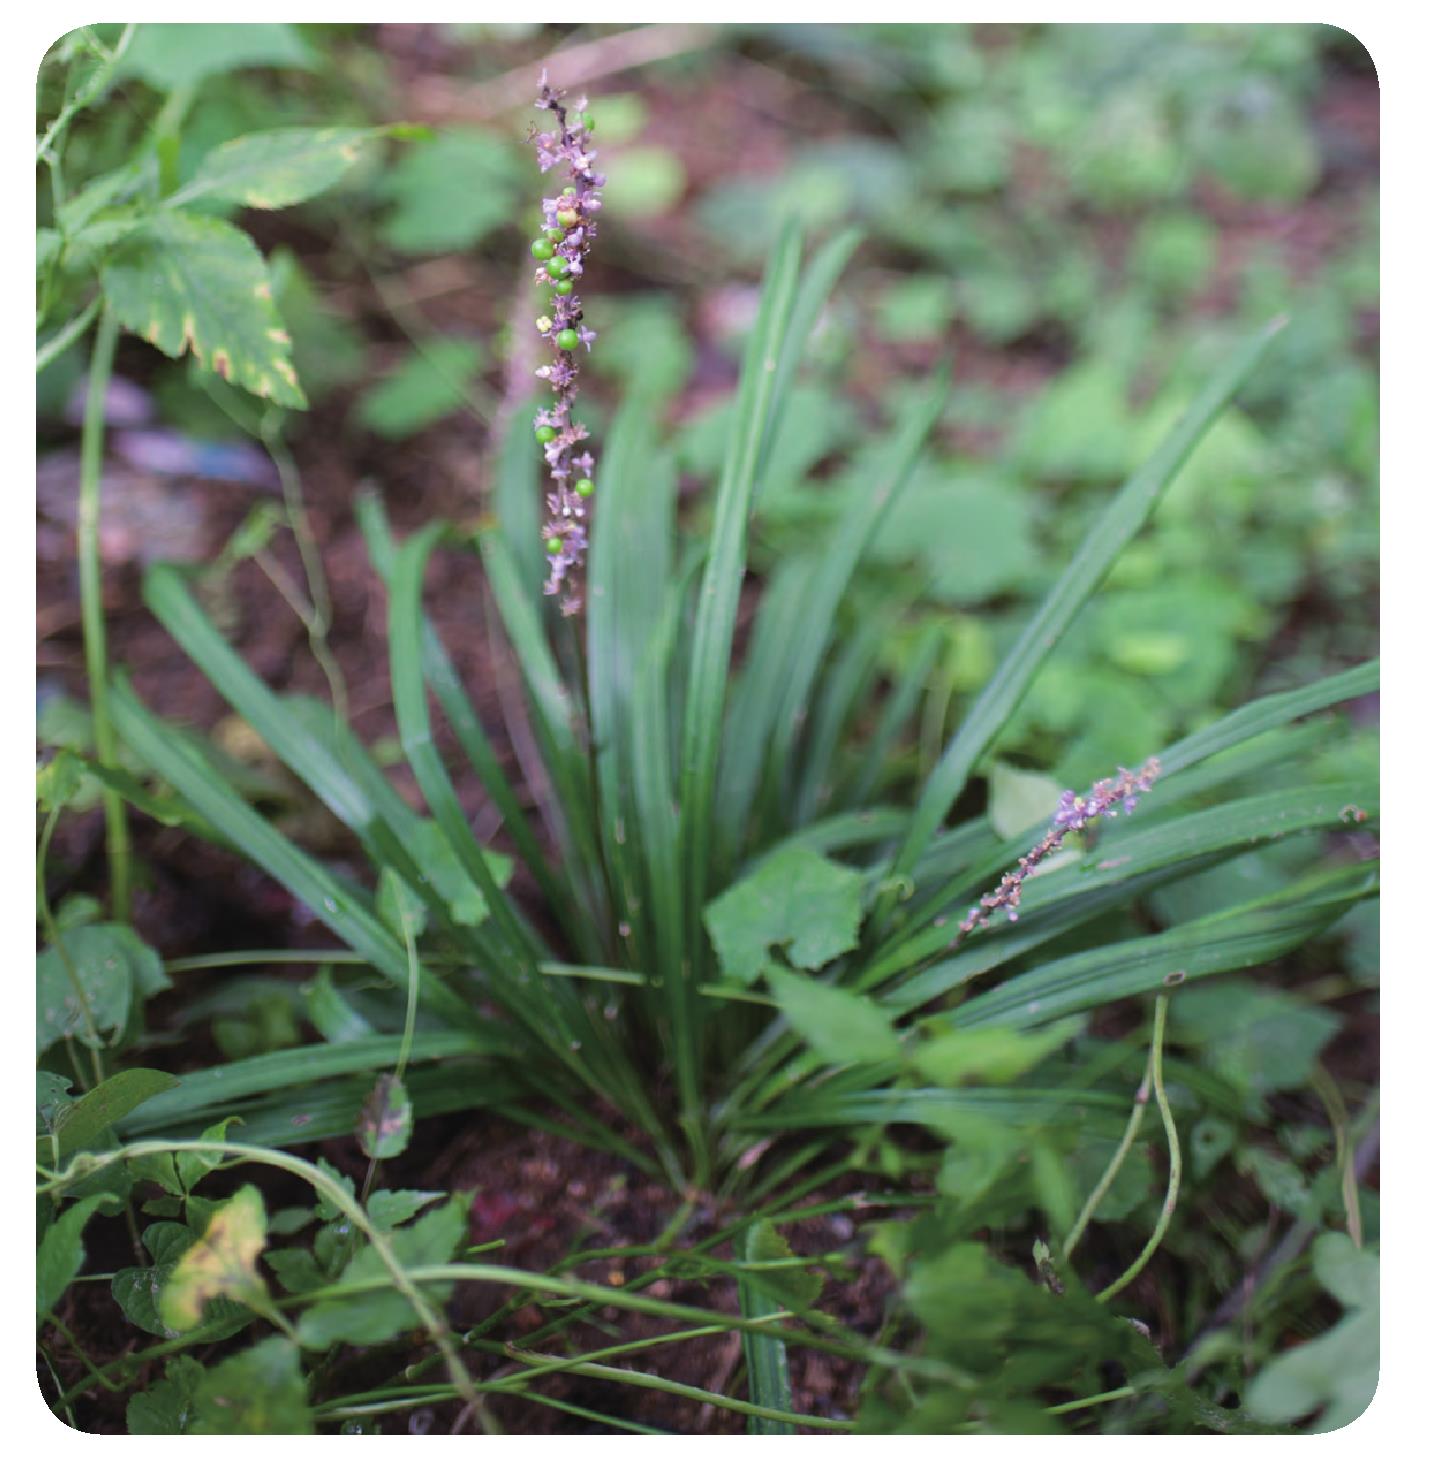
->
[[561, 185, 577, 195], [546, 257, 570, 280], [557, 209, 580, 228], [576, 478, 595, 497], [545, 227, 565, 241], [530, 238, 555, 260], [535, 425, 557, 444], [546, 536, 564, 554], [553, 279, 574, 296], [582, 113, 595, 130], [555, 328, 580, 352]]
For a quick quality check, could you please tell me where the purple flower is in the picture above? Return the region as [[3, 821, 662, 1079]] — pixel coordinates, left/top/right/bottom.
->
[[528, 71, 604, 614], [951, 758, 1162, 945]]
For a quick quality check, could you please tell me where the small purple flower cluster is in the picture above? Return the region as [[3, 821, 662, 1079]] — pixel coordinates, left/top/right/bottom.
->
[[529, 72, 605, 616], [953, 757, 1161, 944]]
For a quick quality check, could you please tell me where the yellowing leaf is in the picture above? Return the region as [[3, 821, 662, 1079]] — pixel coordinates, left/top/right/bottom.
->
[[159, 1185, 268, 1331], [171, 127, 380, 211], [101, 211, 306, 409]]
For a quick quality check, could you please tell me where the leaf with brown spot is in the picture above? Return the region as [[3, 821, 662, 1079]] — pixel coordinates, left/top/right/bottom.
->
[[159, 1185, 269, 1331], [100, 211, 306, 408], [356, 1073, 412, 1161]]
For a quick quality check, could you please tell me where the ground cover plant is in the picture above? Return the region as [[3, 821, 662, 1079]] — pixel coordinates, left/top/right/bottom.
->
[[37, 24, 1378, 1434]]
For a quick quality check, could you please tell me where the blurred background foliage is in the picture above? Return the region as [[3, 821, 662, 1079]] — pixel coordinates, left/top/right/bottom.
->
[[39, 26, 1376, 704], [37, 19, 1378, 988], [38, 22, 1378, 987]]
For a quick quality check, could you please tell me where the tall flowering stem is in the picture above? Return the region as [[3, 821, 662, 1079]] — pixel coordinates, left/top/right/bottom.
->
[[953, 757, 1162, 944], [528, 73, 604, 616]]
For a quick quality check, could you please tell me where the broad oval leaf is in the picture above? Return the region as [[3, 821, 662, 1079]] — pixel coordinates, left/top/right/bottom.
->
[[101, 211, 306, 408], [171, 127, 379, 211], [705, 847, 865, 983]]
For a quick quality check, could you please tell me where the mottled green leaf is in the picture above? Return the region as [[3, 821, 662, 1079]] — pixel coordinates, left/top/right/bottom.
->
[[101, 211, 306, 408], [187, 1337, 312, 1434]]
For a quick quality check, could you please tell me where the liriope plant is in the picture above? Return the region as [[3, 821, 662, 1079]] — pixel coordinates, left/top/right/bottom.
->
[[40, 82, 1378, 1433]]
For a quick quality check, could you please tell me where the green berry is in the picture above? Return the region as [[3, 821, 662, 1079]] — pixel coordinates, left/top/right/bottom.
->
[[582, 113, 595, 130], [546, 536, 564, 555], [555, 328, 580, 352], [557, 208, 580, 229], [545, 226, 565, 241], [535, 425, 557, 445], [553, 279, 574, 296], [576, 478, 595, 497], [546, 257, 570, 280], [530, 237, 555, 260], [561, 185, 577, 195]]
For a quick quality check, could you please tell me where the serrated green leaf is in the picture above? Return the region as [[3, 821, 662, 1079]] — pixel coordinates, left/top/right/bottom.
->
[[101, 211, 306, 408], [172, 127, 379, 211], [160, 1185, 269, 1331], [367, 1189, 445, 1231], [38, 1194, 115, 1316], [296, 1192, 467, 1348], [187, 1337, 312, 1434], [176, 1116, 242, 1193], [768, 966, 901, 1069], [264, 1247, 327, 1295], [705, 847, 865, 982], [126, 1355, 206, 1434]]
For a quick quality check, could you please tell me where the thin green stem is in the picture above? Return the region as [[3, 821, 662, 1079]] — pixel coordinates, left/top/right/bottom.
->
[[36, 295, 100, 374], [77, 308, 129, 921], [1312, 1063, 1363, 1248], [1097, 991, 1180, 1303], [493, 1350, 853, 1431], [1063, 1043, 1155, 1260], [1047, 1385, 1138, 1416]]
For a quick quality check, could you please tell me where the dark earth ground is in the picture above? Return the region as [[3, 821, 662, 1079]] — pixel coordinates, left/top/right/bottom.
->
[[37, 26, 1379, 1433]]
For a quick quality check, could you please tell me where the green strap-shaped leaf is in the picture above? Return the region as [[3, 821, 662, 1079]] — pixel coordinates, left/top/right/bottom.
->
[[101, 210, 305, 407], [680, 224, 802, 960], [885, 317, 1287, 896], [169, 127, 380, 211]]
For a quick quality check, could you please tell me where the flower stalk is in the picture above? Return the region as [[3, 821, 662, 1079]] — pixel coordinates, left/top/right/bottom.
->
[[954, 757, 1161, 943], [529, 73, 604, 615]]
